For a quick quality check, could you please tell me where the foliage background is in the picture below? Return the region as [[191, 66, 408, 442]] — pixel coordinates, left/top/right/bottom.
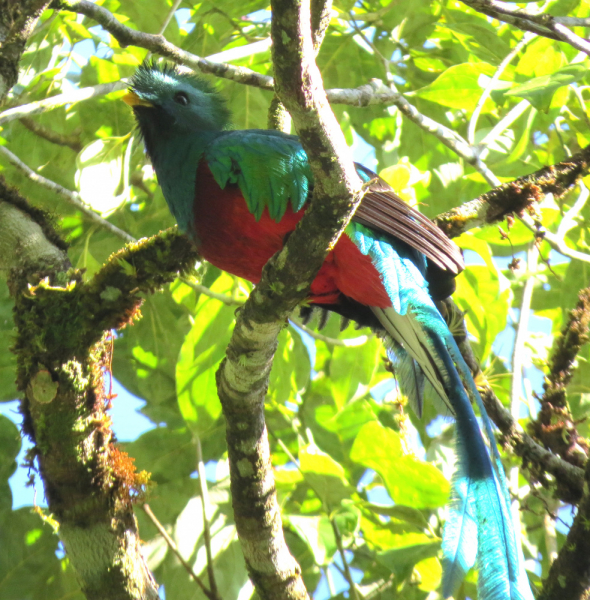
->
[[1, 0, 589, 598]]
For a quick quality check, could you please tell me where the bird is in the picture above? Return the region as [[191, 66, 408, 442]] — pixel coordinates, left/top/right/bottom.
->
[[124, 61, 534, 600]]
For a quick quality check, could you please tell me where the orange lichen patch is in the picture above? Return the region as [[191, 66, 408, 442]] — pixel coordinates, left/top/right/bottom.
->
[[114, 301, 144, 331], [109, 445, 151, 506]]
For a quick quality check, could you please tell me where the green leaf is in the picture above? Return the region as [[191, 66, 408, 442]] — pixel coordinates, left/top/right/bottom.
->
[[350, 422, 450, 508], [453, 262, 512, 362], [0, 509, 83, 599], [413, 62, 496, 111], [515, 37, 566, 79], [299, 444, 353, 511], [176, 273, 236, 434], [445, 22, 511, 65], [75, 137, 126, 215], [269, 328, 310, 405], [315, 399, 378, 441], [329, 336, 380, 407], [288, 515, 337, 565], [376, 534, 441, 580], [113, 290, 189, 427], [506, 63, 587, 111], [361, 502, 430, 529]]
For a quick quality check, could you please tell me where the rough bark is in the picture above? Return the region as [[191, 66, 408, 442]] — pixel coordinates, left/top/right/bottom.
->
[[435, 144, 590, 239], [1, 177, 199, 600], [538, 457, 590, 600], [530, 288, 590, 469], [0, 0, 52, 103], [215, 1, 365, 599]]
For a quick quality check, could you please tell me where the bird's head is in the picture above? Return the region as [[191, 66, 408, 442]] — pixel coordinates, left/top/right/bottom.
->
[[123, 61, 231, 145]]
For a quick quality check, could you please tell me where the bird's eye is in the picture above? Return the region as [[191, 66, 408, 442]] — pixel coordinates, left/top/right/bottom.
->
[[174, 91, 189, 106]]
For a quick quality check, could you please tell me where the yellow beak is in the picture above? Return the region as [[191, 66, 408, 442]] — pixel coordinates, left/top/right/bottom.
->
[[122, 91, 153, 107]]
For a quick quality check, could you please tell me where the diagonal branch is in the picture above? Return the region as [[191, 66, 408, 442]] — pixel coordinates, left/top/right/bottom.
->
[[143, 504, 216, 600], [538, 458, 590, 600], [459, 0, 590, 55], [19, 116, 83, 152], [0, 144, 135, 243], [0, 81, 126, 125], [56, 0, 274, 89], [434, 144, 590, 252]]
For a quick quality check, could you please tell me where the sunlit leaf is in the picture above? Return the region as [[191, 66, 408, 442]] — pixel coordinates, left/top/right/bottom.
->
[[350, 422, 450, 508]]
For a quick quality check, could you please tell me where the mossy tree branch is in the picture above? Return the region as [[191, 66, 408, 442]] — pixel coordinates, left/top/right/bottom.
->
[[538, 457, 590, 600], [434, 144, 590, 239], [441, 298, 585, 505], [0, 0, 53, 102], [529, 288, 590, 469], [1, 177, 199, 599]]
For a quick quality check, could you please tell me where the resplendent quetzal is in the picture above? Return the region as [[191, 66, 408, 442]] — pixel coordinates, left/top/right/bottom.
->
[[124, 61, 533, 600]]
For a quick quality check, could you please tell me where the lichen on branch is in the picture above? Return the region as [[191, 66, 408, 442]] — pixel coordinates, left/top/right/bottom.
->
[[2, 182, 199, 599]]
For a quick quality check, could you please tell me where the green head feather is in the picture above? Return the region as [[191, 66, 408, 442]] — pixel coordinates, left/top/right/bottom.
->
[[129, 61, 231, 155]]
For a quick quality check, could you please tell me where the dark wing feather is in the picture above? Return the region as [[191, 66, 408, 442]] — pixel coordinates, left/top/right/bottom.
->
[[354, 164, 464, 275]]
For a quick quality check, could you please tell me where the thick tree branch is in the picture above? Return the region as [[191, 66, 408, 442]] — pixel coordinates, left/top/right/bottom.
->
[[538, 458, 590, 600], [214, 1, 363, 599], [0, 190, 69, 278], [0, 0, 53, 102], [529, 287, 590, 469], [0, 182, 198, 600]]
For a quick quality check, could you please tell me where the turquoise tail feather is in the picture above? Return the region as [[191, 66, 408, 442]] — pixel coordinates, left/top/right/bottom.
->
[[348, 223, 533, 600]]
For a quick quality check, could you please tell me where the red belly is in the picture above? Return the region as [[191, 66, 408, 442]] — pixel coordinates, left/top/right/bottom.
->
[[193, 162, 391, 309]]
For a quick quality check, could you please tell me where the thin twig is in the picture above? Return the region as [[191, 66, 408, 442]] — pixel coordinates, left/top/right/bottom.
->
[[195, 436, 220, 600], [478, 100, 531, 163], [468, 33, 534, 146], [556, 182, 589, 239], [0, 144, 134, 243], [331, 518, 360, 600], [19, 116, 82, 152], [142, 504, 217, 600], [520, 211, 590, 263], [554, 17, 590, 26], [0, 81, 126, 125], [549, 21, 590, 56], [206, 39, 272, 64], [180, 279, 242, 305], [509, 245, 537, 543], [510, 245, 537, 420], [156, 0, 183, 36]]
